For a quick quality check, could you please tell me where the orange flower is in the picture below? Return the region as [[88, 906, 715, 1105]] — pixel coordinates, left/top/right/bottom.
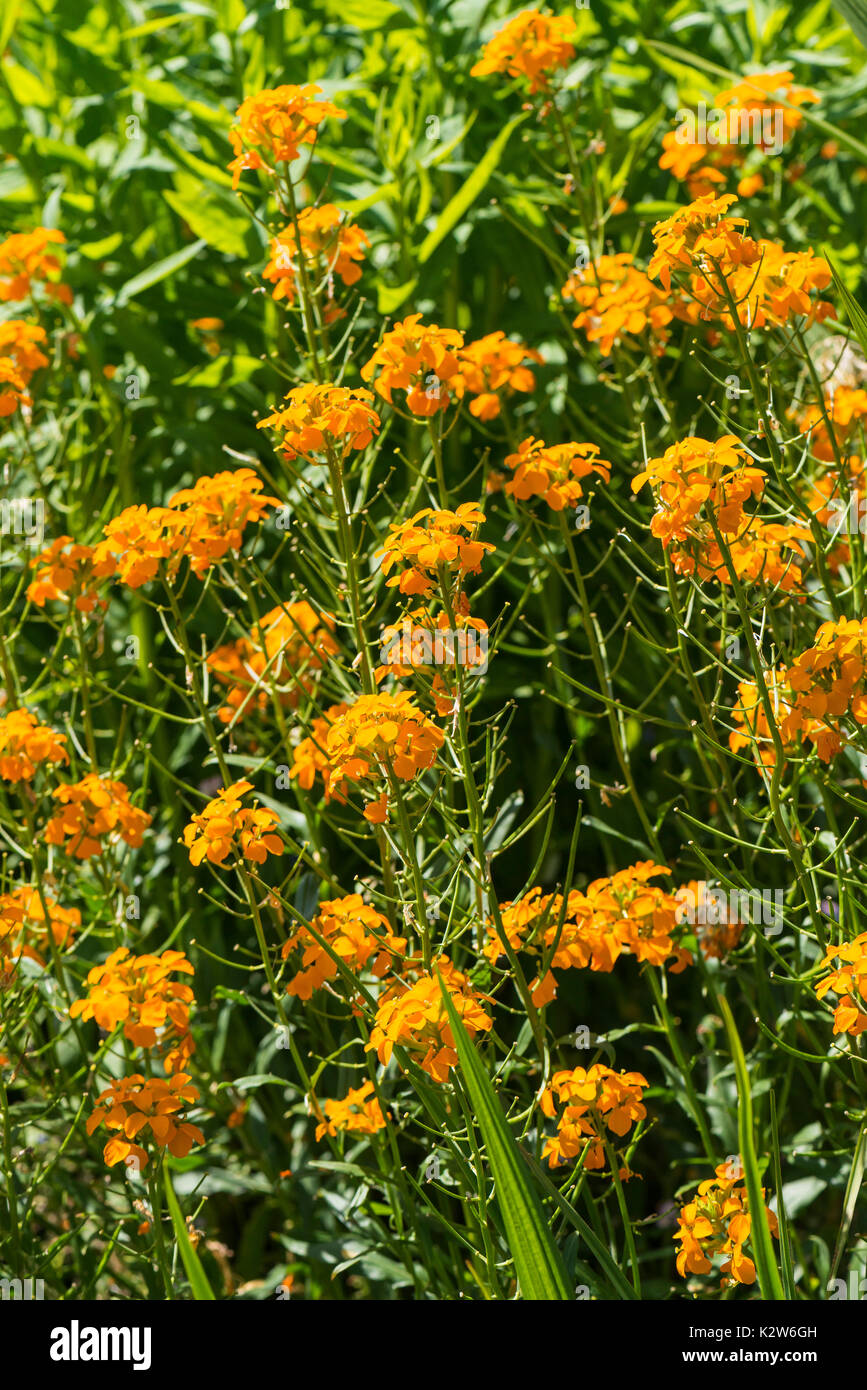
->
[[182, 779, 283, 867], [27, 536, 116, 613], [631, 433, 767, 555], [44, 775, 152, 860], [208, 601, 338, 725], [290, 692, 444, 822], [540, 1065, 648, 1170], [366, 956, 492, 1082], [648, 193, 760, 294], [815, 933, 867, 1037], [288, 700, 348, 795], [454, 332, 541, 420], [360, 314, 464, 416], [729, 671, 797, 770], [0, 885, 80, 977], [562, 253, 674, 356], [70, 947, 195, 1073], [228, 85, 346, 188], [376, 502, 493, 596], [314, 1079, 388, 1141], [504, 436, 610, 511], [0, 709, 68, 782], [86, 1072, 204, 1170], [258, 383, 380, 461], [375, 601, 489, 715], [783, 617, 867, 762], [281, 894, 406, 1000], [470, 9, 576, 93], [263, 204, 368, 309], [674, 1159, 778, 1286], [0, 319, 48, 416], [484, 887, 600, 1006], [0, 227, 71, 304]]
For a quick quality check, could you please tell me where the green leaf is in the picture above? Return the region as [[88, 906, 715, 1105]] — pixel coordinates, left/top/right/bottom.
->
[[436, 967, 571, 1300], [826, 248, 867, 358], [163, 1166, 216, 1300], [114, 239, 207, 305], [417, 112, 529, 266], [833, 0, 867, 47], [719, 997, 785, 1300], [163, 175, 249, 257]]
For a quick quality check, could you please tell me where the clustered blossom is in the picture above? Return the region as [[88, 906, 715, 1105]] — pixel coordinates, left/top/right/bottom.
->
[[659, 71, 819, 199], [0, 227, 71, 304], [290, 691, 444, 824], [44, 775, 152, 860], [454, 331, 541, 420], [263, 204, 369, 313], [540, 1065, 648, 1171], [361, 314, 464, 416], [182, 779, 283, 866], [258, 383, 380, 461], [375, 601, 489, 715], [70, 947, 195, 1073], [503, 436, 610, 511], [228, 84, 346, 188], [207, 601, 338, 725], [376, 503, 493, 597], [674, 1159, 779, 1286], [0, 319, 49, 417], [0, 709, 68, 782], [562, 253, 674, 357], [366, 957, 492, 1082], [86, 1073, 204, 1170], [281, 894, 406, 1000], [783, 618, 867, 762], [815, 934, 867, 1036], [0, 886, 80, 981], [27, 536, 116, 613], [470, 8, 576, 93], [314, 1080, 388, 1141]]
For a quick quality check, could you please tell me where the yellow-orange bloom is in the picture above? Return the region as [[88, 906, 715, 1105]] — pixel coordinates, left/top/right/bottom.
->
[[454, 331, 541, 419], [228, 84, 346, 188], [86, 1072, 204, 1170], [674, 1159, 778, 1285], [70, 947, 195, 1073], [281, 894, 406, 1000], [504, 436, 610, 511], [366, 957, 492, 1082], [376, 502, 493, 596], [0, 319, 48, 416], [471, 9, 576, 93], [27, 536, 116, 613], [562, 253, 674, 356], [540, 1065, 648, 1169], [0, 709, 68, 782], [208, 601, 338, 725], [0, 227, 71, 304], [0, 886, 80, 979], [182, 779, 283, 867], [263, 205, 368, 310], [258, 383, 380, 461], [314, 1079, 388, 1141], [815, 933, 867, 1037], [361, 314, 464, 417], [44, 775, 152, 860], [648, 193, 760, 293]]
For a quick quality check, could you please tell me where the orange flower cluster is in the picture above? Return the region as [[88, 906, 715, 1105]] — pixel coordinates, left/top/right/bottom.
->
[[376, 503, 493, 597], [470, 8, 576, 93], [361, 314, 464, 417], [44, 775, 152, 860], [799, 387, 867, 465], [562, 253, 674, 357], [258, 383, 380, 461], [314, 1079, 388, 1141], [782, 618, 867, 763], [484, 887, 592, 1006], [182, 779, 283, 867], [0, 227, 71, 304], [290, 692, 444, 824], [674, 1159, 779, 1286], [453, 331, 541, 420], [366, 956, 492, 1083], [0, 886, 80, 978], [105, 468, 279, 587], [815, 934, 867, 1037], [70, 947, 195, 1073], [86, 1072, 204, 1170], [263, 204, 369, 312], [0, 709, 68, 782], [660, 72, 819, 198], [504, 436, 611, 511], [27, 536, 116, 613], [540, 1065, 648, 1170], [207, 601, 338, 725], [675, 882, 746, 961], [228, 84, 346, 188], [648, 194, 758, 292], [281, 894, 406, 1000], [375, 601, 489, 714], [686, 518, 811, 594], [0, 319, 48, 417]]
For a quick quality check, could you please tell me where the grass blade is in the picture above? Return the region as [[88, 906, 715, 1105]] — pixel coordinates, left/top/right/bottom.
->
[[164, 1165, 216, 1300]]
